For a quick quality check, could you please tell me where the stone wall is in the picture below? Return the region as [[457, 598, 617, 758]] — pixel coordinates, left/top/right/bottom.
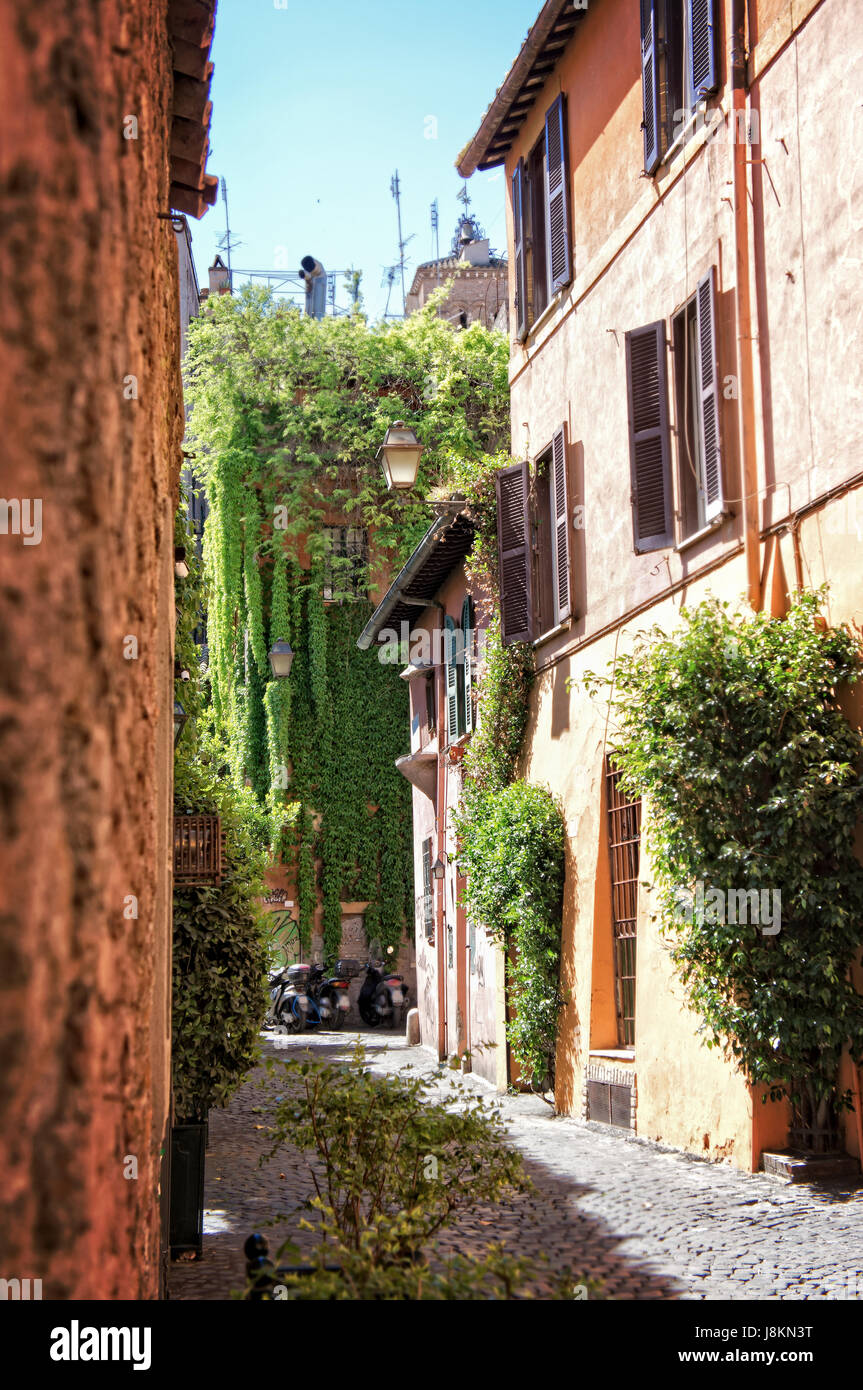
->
[[0, 0, 183, 1298]]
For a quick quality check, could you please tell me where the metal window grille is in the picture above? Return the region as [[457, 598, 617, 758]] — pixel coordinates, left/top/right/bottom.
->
[[322, 526, 368, 601], [605, 757, 641, 1047], [174, 814, 222, 885], [422, 838, 434, 939]]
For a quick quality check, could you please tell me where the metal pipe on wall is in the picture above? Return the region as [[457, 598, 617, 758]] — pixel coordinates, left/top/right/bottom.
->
[[731, 0, 762, 611]]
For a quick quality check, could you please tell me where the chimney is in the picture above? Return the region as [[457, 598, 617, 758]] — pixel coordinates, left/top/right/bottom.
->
[[208, 255, 231, 294]]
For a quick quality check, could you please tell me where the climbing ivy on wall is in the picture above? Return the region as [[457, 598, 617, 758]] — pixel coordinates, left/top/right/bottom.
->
[[183, 285, 508, 960]]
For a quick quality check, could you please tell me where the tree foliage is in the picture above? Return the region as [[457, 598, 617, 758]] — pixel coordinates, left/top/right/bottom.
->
[[585, 591, 863, 1122]]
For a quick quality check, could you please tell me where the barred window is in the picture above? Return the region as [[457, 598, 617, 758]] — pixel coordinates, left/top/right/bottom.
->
[[422, 837, 434, 940], [322, 526, 368, 601]]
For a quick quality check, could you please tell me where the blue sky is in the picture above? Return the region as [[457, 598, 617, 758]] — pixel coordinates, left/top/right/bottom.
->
[[189, 0, 532, 321]]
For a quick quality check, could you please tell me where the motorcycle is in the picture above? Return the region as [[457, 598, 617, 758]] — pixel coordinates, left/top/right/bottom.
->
[[358, 948, 409, 1029], [267, 962, 314, 1033], [308, 959, 357, 1029]]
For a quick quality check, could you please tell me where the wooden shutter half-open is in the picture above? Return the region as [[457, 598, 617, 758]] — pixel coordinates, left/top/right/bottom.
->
[[461, 594, 474, 735], [545, 96, 571, 292], [444, 616, 458, 744], [550, 426, 571, 625], [495, 461, 533, 646], [696, 265, 722, 518], [625, 321, 673, 552], [640, 0, 661, 175], [688, 0, 719, 101], [512, 160, 528, 341]]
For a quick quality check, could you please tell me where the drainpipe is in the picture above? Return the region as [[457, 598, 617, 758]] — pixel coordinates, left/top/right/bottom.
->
[[730, 0, 762, 611], [435, 618, 447, 1059]]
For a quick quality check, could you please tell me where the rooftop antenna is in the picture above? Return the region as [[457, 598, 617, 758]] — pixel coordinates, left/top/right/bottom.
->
[[217, 177, 242, 288], [430, 199, 440, 283], [390, 170, 415, 316]]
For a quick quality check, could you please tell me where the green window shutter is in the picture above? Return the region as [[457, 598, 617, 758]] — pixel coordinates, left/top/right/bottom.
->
[[461, 595, 474, 735], [550, 426, 571, 625], [625, 320, 673, 552], [444, 616, 458, 744], [695, 265, 723, 519]]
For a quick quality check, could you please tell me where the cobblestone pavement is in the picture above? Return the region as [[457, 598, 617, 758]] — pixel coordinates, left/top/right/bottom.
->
[[170, 1027, 863, 1301]]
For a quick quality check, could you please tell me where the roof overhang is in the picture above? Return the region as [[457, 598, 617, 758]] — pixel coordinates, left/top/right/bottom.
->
[[168, 0, 219, 219], [456, 0, 586, 177], [356, 513, 475, 651]]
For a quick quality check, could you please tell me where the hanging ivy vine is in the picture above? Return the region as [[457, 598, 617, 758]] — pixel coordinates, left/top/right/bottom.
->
[[183, 286, 509, 960]]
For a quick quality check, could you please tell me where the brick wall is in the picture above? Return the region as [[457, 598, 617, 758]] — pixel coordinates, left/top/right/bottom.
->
[[0, 0, 183, 1299]]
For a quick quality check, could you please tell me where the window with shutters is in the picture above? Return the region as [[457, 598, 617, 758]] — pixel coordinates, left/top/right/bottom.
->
[[640, 1, 719, 175], [321, 526, 368, 601], [672, 267, 723, 536], [625, 321, 673, 553], [495, 429, 571, 647], [424, 672, 436, 742], [422, 837, 434, 941], [443, 599, 475, 745], [511, 95, 571, 341]]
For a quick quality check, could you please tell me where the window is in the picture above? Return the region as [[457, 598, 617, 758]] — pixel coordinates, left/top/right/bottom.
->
[[443, 598, 475, 744], [512, 94, 571, 340], [322, 526, 368, 601], [625, 267, 721, 551], [495, 428, 571, 647], [424, 672, 436, 741], [605, 757, 641, 1048], [641, 0, 719, 174], [422, 838, 434, 940]]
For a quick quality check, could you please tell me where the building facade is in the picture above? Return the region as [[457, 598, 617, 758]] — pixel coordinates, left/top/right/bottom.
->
[[406, 215, 508, 332], [358, 516, 508, 1088], [458, 0, 863, 1169]]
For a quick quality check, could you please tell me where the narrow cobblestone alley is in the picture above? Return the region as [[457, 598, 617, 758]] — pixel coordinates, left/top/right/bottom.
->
[[170, 1029, 863, 1302]]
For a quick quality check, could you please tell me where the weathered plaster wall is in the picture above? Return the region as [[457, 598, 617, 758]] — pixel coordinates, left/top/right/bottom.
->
[[0, 0, 182, 1297]]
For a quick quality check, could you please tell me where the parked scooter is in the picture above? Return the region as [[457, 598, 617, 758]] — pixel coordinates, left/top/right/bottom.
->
[[358, 947, 409, 1029], [267, 963, 314, 1033], [309, 958, 359, 1029]]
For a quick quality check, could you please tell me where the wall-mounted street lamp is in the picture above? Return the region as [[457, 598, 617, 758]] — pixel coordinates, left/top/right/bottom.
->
[[267, 640, 295, 679], [377, 422, 467, 513], [174, 546, 189, 580], [377, 421, 425, 491], [432, 855, 446, 881], [173, 699, 188, 748]]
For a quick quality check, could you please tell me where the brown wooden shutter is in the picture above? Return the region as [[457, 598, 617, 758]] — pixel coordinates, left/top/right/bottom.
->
[[696, 266, 722, 518], [625, 321, 673, 552], [495, 461, 533, 645], [512, 160, 528, 341], [640, 0, 661, 175], [544, 96, 571, 292], [551, 426, 571, 625], [688, 0, 719, 101]]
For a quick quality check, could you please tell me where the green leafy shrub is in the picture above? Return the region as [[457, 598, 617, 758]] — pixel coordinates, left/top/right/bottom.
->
[[457, 782, 566, 1088], [585, 591, 863, 1128], [253, 1046, 594, 1300]]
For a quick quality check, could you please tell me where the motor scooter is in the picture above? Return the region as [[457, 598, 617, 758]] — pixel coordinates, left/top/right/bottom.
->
[[357, 947, 408, 1029]]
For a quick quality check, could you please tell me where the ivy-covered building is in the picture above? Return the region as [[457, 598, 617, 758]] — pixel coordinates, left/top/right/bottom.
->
[[457, 0, 863, 1171], [358, 514, 508, 1087]]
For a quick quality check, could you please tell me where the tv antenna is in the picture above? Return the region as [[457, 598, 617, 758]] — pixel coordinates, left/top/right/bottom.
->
[[390, 170, 415, 316], [217, 177, 242, 286], [430, 199, 440, 282]]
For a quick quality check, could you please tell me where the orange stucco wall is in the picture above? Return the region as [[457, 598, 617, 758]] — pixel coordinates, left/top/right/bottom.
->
[[495, 0, 863, 1168]]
